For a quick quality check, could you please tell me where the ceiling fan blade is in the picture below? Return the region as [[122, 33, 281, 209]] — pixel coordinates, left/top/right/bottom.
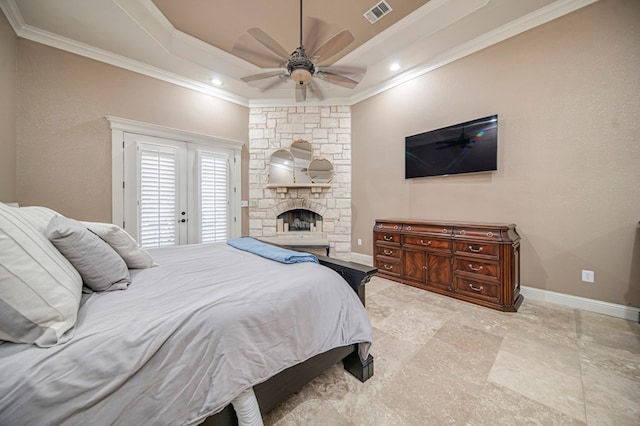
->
[[316, 71, 360, 89], [247, 27, 291, 62], [241, 71, 285, 83], [303, 16, 331, 55], [319, 65, 366, 76], [260, 75, 290, 92], [295, 84, 307, 102], [307, 81, 324, 101], [311, 30, 355, 64], [232, 43, 285, 68]]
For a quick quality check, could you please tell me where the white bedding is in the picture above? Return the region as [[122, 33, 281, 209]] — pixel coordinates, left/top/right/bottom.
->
[[0, 243, 372, 425]]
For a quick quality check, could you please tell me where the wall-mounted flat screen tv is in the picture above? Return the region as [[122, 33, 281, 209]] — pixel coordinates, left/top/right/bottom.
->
[[405, 114, 498, 179]]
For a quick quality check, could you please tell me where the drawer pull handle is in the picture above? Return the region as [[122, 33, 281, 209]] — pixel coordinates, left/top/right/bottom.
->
[[459, 230, 466, 235], [468, 264, 483, 272], [384, 264, 394, 270], [384, 235, 393, 241], [442, 228, 448, 233], [407, 226, 412, 231], [468, 283, 484, 292], [468, 245, 483, 253], [384, 249, 394, 255], [378, 224, 383, 228], [423, 266, 428, 270], [420, 240, 431, 246], [487, 231, 494, 237], [394, 225, 399, 230]]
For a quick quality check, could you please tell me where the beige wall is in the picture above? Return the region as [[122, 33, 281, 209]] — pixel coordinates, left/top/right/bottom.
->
[[0, 12, 17, 202], [352, 0, 640, 307], [15, 40, 249, 231]]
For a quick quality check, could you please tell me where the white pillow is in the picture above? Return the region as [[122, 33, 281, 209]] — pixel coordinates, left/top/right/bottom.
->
[[0, 203, 83, 346], [83, 222, 156, 269], [47, 216, 131, 292]]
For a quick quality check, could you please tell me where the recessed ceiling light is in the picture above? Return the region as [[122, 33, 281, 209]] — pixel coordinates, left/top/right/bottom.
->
[[211, 78, 223, 86], [389, 62, 400, 71]]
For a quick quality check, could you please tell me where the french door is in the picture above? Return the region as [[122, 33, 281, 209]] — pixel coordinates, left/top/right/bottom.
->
[[122, 133, 236, 247]]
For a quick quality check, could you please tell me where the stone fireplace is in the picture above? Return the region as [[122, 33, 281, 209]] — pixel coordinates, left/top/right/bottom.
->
[[248, 106, 352, 258]]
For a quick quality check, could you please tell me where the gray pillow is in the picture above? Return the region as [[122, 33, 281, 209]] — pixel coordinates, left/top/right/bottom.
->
[[46, 216, 131, 292]]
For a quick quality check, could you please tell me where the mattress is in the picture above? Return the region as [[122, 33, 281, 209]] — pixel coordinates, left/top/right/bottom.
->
[[0, 243, 372, 425]]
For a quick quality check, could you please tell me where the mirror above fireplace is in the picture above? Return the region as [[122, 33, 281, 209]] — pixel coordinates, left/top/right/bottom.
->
[[268, 149, 294, 184], [291, 140, 312, 184], [267, 140, 333, 189]]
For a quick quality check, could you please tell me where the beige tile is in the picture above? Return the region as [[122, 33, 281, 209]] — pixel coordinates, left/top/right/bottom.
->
[[584, 404, 640, 426], [262, 277, 638, 425], [366, 291, 410, 327], [579, 339, 640, 382], [468, 382, 586, 425], [346, 395, 415, 426], [364, 329, 423, 397], [424, 327, 503, 396], [489, 350, 586, 422], [374, 301, 451, 345], [382, 355, 479, 425], [365, 276, 396, 295], [377, 281, 430, 304], [576, 310, 640, 355], [581, 363, 640, 421], [499, 333, 582, 377], [264, 397, 349, 426]]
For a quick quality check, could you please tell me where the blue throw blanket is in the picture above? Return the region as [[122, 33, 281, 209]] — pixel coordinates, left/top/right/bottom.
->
[[227, 237, 319, 264]]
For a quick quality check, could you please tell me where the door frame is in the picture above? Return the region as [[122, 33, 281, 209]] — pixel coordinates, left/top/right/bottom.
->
[[107, 116, 244, 239]]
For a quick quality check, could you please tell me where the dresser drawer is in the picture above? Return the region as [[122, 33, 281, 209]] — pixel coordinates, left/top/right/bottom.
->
[[403, 235, 451, 252], [453, 258, 499, 279], [454, 277, 499, 303], [375, 232, 401, 244], [375, 257, 401, 276], [403, 223, 453, 236], [375, 244, 401, 258], [454, 241, 499, 259], [454, 226, 503, 241], [375, 222, 402, 232]]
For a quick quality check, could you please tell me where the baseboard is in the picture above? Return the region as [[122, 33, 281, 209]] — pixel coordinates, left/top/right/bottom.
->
[[350, 252, 639, 322], [520, 286, 639, 322], [349, 252, 373, 266]]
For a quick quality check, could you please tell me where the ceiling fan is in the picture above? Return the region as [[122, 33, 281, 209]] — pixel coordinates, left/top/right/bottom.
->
[[236, 0, 366, 102]]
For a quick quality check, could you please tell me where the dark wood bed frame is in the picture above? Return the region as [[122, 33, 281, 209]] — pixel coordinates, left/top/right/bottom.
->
[[202, 256, 377, 426]]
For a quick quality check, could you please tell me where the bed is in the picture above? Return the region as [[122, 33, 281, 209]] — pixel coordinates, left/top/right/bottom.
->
[[0, 203, 375, 425]]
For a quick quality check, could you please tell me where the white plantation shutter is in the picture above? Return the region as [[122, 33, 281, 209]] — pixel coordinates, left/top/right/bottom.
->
[[138, 144, 179, 247], [198, 151, 229, 243], [117, 124, 241, 246]]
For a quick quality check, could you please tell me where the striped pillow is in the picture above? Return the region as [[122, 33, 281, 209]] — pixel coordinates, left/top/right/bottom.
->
[[0, 203, 82, 346]]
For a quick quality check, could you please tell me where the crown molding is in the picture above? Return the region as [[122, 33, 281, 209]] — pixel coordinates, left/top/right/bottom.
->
[[1, 0, 597, 108], [349, 0, 599, 105], [0, 0, 24, 31]]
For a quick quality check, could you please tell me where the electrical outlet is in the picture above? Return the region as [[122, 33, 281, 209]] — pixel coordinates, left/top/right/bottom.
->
[[357, 238, 362, 246], [581, 270, 595, 283]]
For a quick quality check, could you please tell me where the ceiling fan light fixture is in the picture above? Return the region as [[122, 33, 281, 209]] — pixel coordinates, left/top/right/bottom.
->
[[291, 67, 312, 85]]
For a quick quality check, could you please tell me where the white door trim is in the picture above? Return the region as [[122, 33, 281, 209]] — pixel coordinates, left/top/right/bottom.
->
[[107, 116, 244, 238]]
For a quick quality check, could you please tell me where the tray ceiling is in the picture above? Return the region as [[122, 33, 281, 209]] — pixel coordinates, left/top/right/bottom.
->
[[0, 0, 595, 106]]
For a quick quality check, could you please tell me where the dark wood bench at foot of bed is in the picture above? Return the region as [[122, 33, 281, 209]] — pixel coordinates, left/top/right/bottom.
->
[[203, 256, 377, 426]]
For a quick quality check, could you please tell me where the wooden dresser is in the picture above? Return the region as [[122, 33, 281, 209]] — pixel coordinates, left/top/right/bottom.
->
[[373, 219, 523, 312]]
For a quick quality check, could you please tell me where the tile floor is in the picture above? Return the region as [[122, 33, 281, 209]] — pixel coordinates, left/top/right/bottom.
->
[[263, 276, 640, 425]]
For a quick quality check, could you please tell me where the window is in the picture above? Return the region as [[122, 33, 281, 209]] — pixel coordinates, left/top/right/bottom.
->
[[108, 116, 243, 247]]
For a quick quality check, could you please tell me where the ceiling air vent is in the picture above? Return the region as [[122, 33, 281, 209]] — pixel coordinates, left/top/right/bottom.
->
[[363, 1, 393, 24]]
